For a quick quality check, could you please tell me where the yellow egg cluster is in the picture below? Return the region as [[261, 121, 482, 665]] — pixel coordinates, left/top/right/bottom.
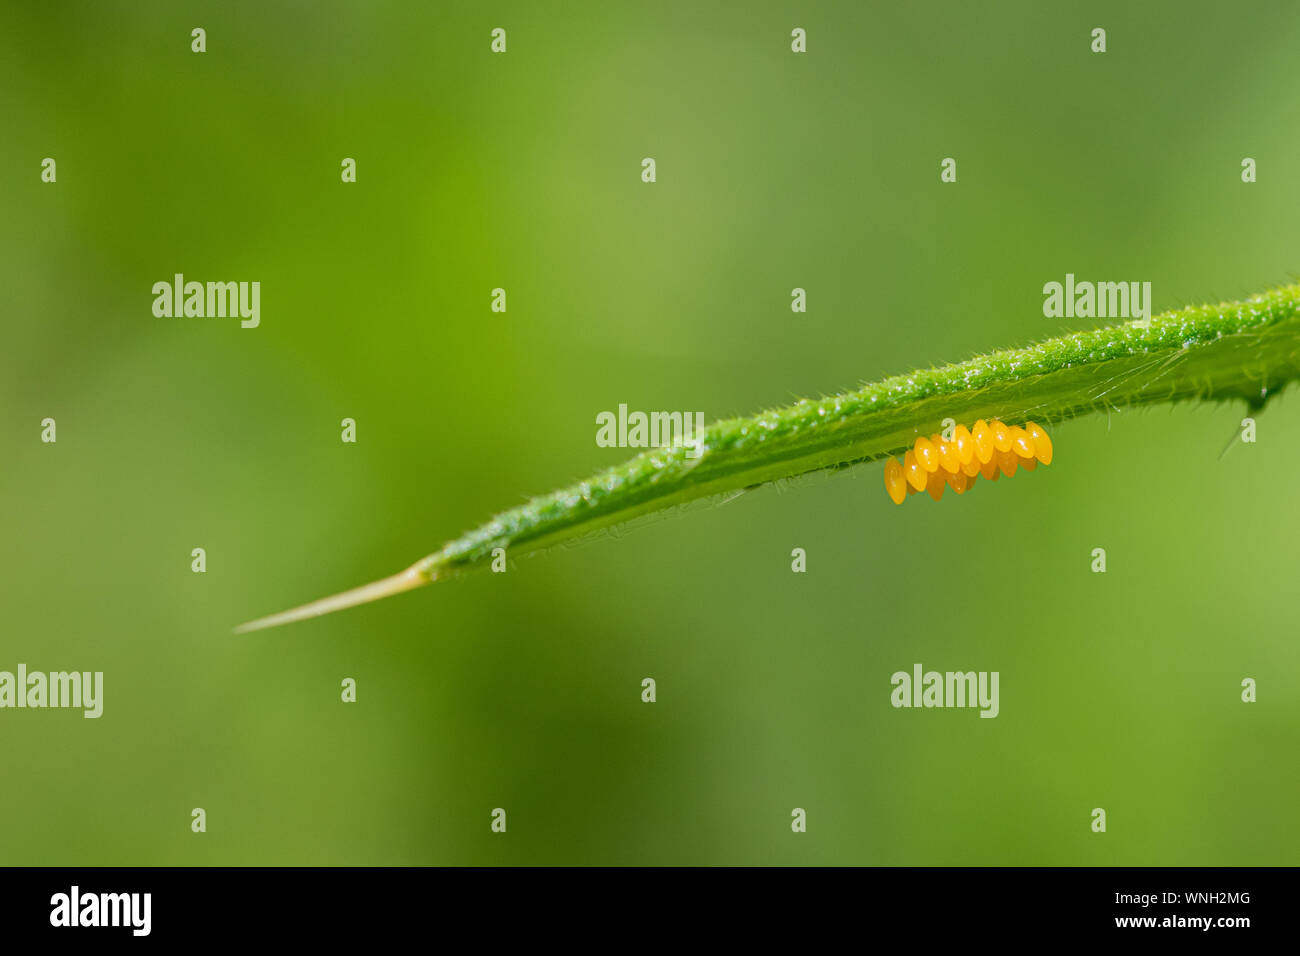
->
[[883, 420, 1053, 504]]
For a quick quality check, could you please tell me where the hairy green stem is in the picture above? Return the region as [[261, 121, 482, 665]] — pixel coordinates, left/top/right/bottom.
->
[[236, 283, 1300, 632]]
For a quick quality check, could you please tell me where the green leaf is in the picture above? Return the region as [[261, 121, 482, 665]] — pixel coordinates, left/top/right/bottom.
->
[[236, 283, 1300, 632]]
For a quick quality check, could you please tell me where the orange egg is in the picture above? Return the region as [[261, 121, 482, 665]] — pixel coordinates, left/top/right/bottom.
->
[[903, 450, 927, 491], [990, 419, 1013, 452], [952, 424, 974, 464], [883, 420, 1051, 504], [937, 436, 961, 473], [996, 448, 1018, 477], [972, 419, 995, 463], [884, 458, 907, 504], [1026, 421, 1053, 465], [1008, 425, 1035, 459], [926, 470, 945, 501], [914, 436, 940, 472]]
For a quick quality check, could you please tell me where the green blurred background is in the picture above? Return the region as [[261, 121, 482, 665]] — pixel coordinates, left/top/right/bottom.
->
[[2, 0, 1298, 865]]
